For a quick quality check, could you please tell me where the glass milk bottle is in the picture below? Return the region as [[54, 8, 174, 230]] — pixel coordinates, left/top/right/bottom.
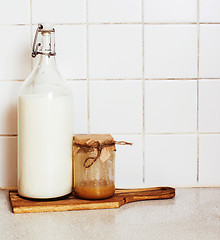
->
[[17, 24, 73, 199]]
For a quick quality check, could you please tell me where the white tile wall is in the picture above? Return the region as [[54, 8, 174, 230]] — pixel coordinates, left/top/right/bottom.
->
[[144, 25, 198, 78], [113, 135, 143, 188], [0, 137, 17, 188], [0, 0, 30, 25], [200, 0, 220, 22], [69, 81, 88, 134], [90, 80, 142, 134], [0, 0, 220, 188], [145, 135, 197, 186], [144, 0, 197, 23], [199, 135, 220, 185], [145, 80, 197, 133], [199, 80, 220, 132], [199, 25, 220, 78], [56, 25, 87, 79], [0, 26, 31, 80], [32, 0, 86, 24], [0, 82, 22, 134], [88, 0, 142, 23], [89, 25, 142, 79]]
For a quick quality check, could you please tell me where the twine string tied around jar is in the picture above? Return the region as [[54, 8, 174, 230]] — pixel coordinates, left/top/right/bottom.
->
[[73, 140, 132, 168]]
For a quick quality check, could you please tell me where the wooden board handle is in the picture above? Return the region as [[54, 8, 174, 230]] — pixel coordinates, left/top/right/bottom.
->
[[117, 187, 175, 206]]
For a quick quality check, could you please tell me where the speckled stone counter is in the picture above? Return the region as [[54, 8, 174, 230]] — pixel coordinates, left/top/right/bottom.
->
[[0, 188, 220, 240]]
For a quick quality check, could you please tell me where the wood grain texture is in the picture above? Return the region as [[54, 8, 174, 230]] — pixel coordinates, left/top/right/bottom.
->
[[9, 187, 175, 214]]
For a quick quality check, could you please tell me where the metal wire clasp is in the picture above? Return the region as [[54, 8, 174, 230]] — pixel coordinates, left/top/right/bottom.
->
[[32, 24, 43, 58], [32, 24, 56, 58]]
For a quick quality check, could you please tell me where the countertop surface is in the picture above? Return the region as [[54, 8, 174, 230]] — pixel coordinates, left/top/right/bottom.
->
[[1, 188, 220, 240]]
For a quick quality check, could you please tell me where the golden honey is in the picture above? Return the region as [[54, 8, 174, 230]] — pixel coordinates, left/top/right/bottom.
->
[[75, 181, 115, 200]]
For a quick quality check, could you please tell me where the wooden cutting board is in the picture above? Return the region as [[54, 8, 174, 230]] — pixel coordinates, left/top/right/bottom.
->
[[9, 187, 175, 214]]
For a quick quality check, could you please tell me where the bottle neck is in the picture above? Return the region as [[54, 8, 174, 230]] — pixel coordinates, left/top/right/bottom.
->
[[39, 31, 56, 56], [36, 31, 57, 67], [37, 54, 56, 67]]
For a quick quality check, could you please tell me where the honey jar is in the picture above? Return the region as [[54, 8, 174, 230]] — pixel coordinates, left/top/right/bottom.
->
[[73, 134, 116, 200]]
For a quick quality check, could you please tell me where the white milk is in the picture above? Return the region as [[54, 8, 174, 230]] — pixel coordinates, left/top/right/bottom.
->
[[18, 94, 73, 199]]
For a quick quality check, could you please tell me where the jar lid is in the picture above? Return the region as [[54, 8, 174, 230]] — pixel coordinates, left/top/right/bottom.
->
[[73, 134, 115, 146]]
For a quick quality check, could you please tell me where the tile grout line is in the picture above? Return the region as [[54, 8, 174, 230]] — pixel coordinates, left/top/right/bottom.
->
[[146, 132, 198, 135], [86, 0, 90, 134], [2, 132, 220, 137], [144, 22, 198, 25], [3, 77, 220, 82], [144, 78, 198, 81], [197, 0, 200, 184], [199, 132, 220, 135], [142, 0, 145, 184], [1, 22, 220, 27], [3, 22, 220, 26]]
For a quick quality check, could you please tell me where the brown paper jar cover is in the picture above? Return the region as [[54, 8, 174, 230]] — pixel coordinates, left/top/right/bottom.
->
[[73, 134, 116, 166]]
